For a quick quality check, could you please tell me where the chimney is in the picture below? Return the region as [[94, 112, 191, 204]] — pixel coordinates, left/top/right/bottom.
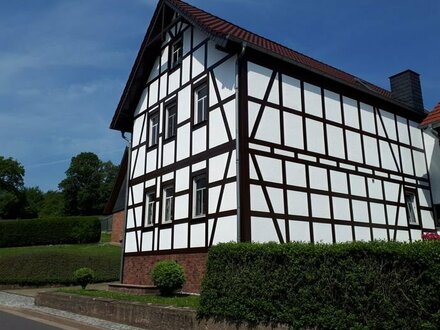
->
[[389, 70, 424, 112]]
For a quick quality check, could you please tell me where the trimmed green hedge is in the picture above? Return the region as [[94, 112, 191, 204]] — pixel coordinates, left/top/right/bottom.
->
[[0, 217, 101, 247], [198, 241, 440, 330]]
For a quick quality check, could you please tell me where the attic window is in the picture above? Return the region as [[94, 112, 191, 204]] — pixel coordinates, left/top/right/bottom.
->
[[170, 38, 183, 69], [404, 189, 419, 225]]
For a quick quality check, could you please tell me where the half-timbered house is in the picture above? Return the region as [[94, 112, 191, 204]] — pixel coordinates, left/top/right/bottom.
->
[[110, 0, 439, 292]]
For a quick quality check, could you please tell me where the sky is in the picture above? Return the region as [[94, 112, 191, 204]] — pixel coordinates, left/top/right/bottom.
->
[[0, 0, 439, 192]]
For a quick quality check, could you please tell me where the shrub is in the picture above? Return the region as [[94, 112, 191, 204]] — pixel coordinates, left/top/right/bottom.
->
[[0, 216, 101, 247], [198, 241, 440, 330], [151, 260, 186, 296], [73, 267, 95, 289]]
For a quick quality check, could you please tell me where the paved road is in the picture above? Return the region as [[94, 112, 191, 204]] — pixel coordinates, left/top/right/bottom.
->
[[0, 309, 60, 330]]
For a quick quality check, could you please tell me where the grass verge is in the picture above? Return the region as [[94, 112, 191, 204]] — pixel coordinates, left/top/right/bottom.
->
[[59, 289, 200, 309]]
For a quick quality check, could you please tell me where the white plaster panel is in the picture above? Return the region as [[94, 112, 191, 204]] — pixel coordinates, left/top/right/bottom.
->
[[248, 101, 260, 134], [335, 225, 353, 242], [379, 140, 397, 171], [395, 230, 410, 242], [424, 130, 440, 204], [367, 178, 382, 200], [207, 40, 226, 68], [141, 231, 153, 251], [251, 217, 279, 243], [304, 83, 322, 117], [148, 79, 158, 108], [311, 194, 330, 218], [183, 28, 191, 56], [176, 123, 190, 161], [256, 155, 283, 183], [283, 111, 304, 149], [208, 186, 221, 214], [342, 96, 359, 129], [192, 160, 206, 173], [411, 229, 422, 241], [133, 147, 146, 178], [160, 46, 168, 72], [380, 109, 397, 140], [330, 171, 348, 194], [350, 174, 366, 197], [125, 232, 137, 253], [159, 229, 172, 250], [400, 146, 414, 175], [192, 47, 205, 78], [131, 183, 144, 205], [418, 188, 431, 207], [413, 150, 427, 178], [132, 115, 144, 147], [159, 73, 167, 101], [306, 118, 325, 154], [192, 126, 206, 155], [173, 223, 188, 249], [212, 216, 238, 245], [421, 210, 435, 229], [182, 56, 191, 85], [214, 57, 236, 101], [251, 185, 269, 212], [209, 107, 229, 148], [287, 190, 308, 216], [345, 130, 363, 163], [372, 228, 388, 241], [360, 102, 375, 134], [332, 197, 351, 221], [409, 121, 423, 148], [146, 149, 157, 173], [352, 200, 369, 222], [355, 226, 371, 241], [266, 187, 284, 214], [326, 124, 345, 159], [148, 57, 160, 83], [286, 162, 306, 187], [220, 182, 237, 212], [289, 220, 310, 242], [145, 179, 155, 189], [363, 136, 379, 167], [175, 167, 189, 193], [193, 28, 207, 47], [277, 219, 287, 243], [190, 223, 206, 248], [386, 205, 397, 226], [309, 166, 328, 191], [313, 223, 333, 243], [249, 155, 258, 180], [396, 116, 410, 145], [268, 74, 279, 105], [248, 62, 272, 100], [255, 106, 281, 144], [174, 194, 189, 220], [281, 74, 301, 110], [162, 141, 175, 167], [168, 68, 180, 94], [223, 100, 236, 140], [126, 208, 135, 229], [324, 89, 341, 123], [209, 152, 229, 183], [227, 150, 236, 178], [370, 203, 386, 225]]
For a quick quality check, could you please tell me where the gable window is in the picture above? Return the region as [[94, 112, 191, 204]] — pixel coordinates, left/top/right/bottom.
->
[[165, 102, 177, 139], [404, 189, 419, 225], [170, 38, 183, 69], [194, 83, 208, 125], [193, 175, 207, 217], [163, 186, 174, 223], [149, 113, 159, 147], [145, 192, 155, 226]]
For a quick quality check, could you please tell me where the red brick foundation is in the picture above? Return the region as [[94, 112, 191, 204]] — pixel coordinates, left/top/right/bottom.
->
[[122, 252, 208, 293], [111, 211, 124, 244]]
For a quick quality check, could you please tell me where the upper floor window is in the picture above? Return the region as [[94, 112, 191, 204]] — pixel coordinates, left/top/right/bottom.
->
[[145, 192, 155, 227], [149, 113, 159, 147], [404, 190, 419, 225], [193, 175, 207, 217], [170, 38, 183, 69], [165, 102, 177, 139], [163, 186, 174, 223], [194, 83, 208, 125]]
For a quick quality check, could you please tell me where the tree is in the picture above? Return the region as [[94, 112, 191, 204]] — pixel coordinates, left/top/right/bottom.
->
[[39, 190, 65, 218], [21, 187, 44, 219], [59, 152, 119, 216], [0, 156, 25, 219]]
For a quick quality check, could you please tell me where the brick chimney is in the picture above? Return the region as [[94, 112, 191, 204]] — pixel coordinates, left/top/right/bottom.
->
[[389, 70, 424, 112]]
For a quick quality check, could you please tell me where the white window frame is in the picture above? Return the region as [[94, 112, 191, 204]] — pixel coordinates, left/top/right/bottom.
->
[[404, 189, 419, 225], [162, 186, 174, 223], [145, 192, 155, 227], [165, 103, 177, 139], [170, 38, 183, 69], [193, 175, 207, 218], [194, 84, 208, 125], [149, 113, 159, 146]]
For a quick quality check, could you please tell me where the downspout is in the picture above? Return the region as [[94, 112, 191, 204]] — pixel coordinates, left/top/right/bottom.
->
[[119, 131, 132, 283], [235, 42, 246, 242]]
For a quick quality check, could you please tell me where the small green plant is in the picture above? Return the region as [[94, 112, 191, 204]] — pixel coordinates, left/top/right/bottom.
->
[[151, 260, 186, 296], [73, 267, 95, 289]]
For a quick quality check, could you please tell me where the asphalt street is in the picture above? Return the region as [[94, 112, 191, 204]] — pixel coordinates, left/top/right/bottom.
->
[[0, 309, 61, 330]]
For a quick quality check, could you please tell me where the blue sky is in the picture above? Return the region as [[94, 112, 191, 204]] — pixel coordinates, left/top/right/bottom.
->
[[1, 0, 439, 192]]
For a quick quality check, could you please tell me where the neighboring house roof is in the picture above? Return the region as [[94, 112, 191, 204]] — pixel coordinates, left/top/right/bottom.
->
[[110, 0, 423, 132], [420, 102, 440, 128], [103, 148, 128, 215]]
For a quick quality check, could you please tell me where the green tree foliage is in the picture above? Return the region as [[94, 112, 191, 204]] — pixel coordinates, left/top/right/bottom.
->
[[39, 190, 65, 218], [59, 152, 119, 216], [0, 156, 25, 219], [21, 187, 44, 219]]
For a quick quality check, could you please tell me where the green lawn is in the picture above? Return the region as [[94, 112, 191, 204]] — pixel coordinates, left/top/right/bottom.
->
[[0, 238, 121, 286], [59, 288, 200, 309]]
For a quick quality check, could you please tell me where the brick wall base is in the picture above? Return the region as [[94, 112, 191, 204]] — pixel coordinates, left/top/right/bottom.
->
[[122, 252, 208, 293], [111, 211, 124, 244]]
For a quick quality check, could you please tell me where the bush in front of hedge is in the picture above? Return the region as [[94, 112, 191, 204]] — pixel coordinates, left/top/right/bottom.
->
[[198, 241, 440, 330], [0, 216, 101, 247]]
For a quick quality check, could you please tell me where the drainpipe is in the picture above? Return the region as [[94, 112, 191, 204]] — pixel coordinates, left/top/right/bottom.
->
[[235, 42, 246, 242], [119, 131, 132, 283]]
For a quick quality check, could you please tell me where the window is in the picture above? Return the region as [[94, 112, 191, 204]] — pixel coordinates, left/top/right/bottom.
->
[[194, 84, 208, 124], [193, 175, 207, 217], [165, 103, 177, 139], [163, 186, 174, 222], [145, 192, 155, 226], [404, 190, 419, 225], [170, 38, 183, 69], [149, 113, 159, 146]]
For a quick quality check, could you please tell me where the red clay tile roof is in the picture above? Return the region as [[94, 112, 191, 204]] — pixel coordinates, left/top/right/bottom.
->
[[420, 102, 440, 128], [167, 0, 393, 99]]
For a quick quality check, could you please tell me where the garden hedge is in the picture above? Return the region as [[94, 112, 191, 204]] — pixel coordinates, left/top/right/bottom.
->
[[0, 216, 101, 247], [198, 241, 440, 330]]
